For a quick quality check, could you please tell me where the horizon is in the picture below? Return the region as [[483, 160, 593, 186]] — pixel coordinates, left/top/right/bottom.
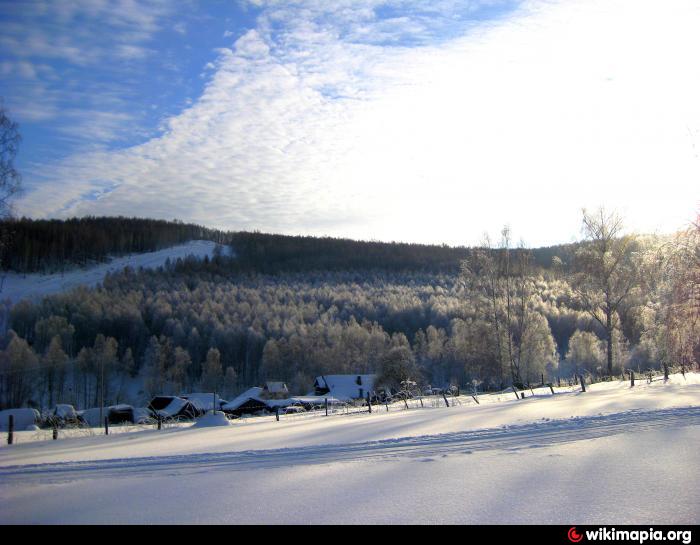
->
[[2, 212, 683, 252], [2, 0, 699, 247]]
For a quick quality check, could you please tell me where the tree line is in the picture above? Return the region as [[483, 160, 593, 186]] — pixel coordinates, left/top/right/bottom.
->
[[1, 216, 580, 274]]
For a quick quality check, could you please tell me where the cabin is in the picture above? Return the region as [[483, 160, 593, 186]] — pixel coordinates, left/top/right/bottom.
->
[[221, 387, 269, 417], [148, 396, 203, 420], [312, 374, 377, 401], [260, 381, 289, 400]]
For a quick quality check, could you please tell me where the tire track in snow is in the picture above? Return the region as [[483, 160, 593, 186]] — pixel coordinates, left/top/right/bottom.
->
[[1, 406, 698, 484]]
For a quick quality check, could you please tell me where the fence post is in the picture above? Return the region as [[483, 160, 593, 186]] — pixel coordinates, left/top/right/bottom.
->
[[7, 415, 13, 445], [579, 375, 586, 393], [442, 392, 450, 407], [104, 416, 109, 436], [404, 398, 409, 410], [325, 398, 328, 416], [367, 393, 372, 414], [663, 363, 669, 382], [548, 383, 555, 395], [419, 397, 424, 408], [385, 398, 389, 412], [630, 370, 635, 387], [541, 373, 545, 386], [52, 426, 58, 440], [557, 376, 561, 388], [276, 406, 280, 422], [157, 414, 162, 430], [512, 386, 520, 400]]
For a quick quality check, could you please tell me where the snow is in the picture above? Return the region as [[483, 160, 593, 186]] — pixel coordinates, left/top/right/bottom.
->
[[0, 408, 40, 431], [0, 240, 219, 305], [54, 404, 77, 420], [0, 373, 698, 524], [182, 393, 227, 412], [191, 412, 231, 428]]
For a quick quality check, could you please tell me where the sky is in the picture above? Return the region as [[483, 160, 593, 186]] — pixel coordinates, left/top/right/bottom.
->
[[1, 0, 699, 247]]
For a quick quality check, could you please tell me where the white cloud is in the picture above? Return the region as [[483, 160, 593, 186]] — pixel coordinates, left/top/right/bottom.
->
[[17, 0, 700, 245]]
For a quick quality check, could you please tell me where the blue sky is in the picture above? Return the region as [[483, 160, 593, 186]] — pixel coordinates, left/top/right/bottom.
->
[[1, 0, 699, 246]]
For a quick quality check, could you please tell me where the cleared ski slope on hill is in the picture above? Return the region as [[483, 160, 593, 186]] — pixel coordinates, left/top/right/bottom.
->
[[0, 240, 218, 305], [1, 374, 699, 524]]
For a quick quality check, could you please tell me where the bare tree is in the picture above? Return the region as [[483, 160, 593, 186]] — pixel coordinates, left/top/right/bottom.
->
[[571, 208, 642, 376]]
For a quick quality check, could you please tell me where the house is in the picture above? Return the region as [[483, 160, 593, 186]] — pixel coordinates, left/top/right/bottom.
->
[[148, 396, 203, 420], [312, 374, 377, 401], [260, 381, 289, 400], [221, 387, 269, 417], [221, 386, 334, 417]]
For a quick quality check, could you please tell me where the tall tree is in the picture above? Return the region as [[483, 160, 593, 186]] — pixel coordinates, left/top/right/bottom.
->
[[571, 208, 642, 375], [200, 348, 223, 392]]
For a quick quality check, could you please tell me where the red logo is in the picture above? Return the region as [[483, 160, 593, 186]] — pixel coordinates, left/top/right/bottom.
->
[[568, 527, 584, 543]]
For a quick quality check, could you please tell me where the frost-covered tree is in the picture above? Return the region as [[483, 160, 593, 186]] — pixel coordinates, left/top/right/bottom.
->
[[200, 348, 223, 392], [377, 346, 418, 391], [571, 209, 642, 376], [42, 335, 68, 407], [565, 330, 604, 376]]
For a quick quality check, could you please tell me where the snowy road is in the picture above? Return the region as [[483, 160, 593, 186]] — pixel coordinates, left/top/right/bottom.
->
[[2, 406, 698, 485]]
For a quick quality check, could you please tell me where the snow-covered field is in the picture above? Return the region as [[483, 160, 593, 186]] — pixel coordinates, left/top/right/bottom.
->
[[1, 374, 698, 524], [0, 240, 218, 305]]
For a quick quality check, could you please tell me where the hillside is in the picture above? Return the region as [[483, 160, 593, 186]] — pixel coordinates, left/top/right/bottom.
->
[[0, 239, 219, 305], [0, 217, 227, 273]]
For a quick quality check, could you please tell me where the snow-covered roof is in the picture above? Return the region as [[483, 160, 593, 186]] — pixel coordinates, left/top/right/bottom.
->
[[157, 397, 188, 417], [264, 382, 288, 393], [314, 374, 376, 400], [221, 387, 263, 411], [182, 393, 227, 411]]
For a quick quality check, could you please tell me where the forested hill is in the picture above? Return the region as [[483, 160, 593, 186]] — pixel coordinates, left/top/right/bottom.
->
[[0, 217, 227, 272], [0, 216, 578, 274], [229, 232, 578, 273]]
